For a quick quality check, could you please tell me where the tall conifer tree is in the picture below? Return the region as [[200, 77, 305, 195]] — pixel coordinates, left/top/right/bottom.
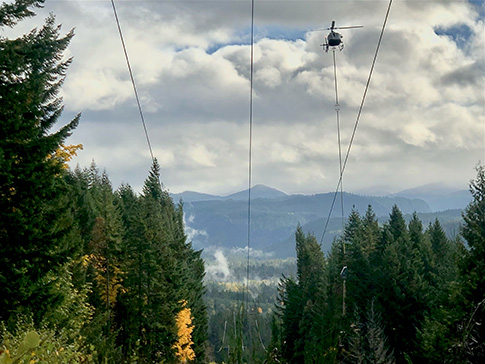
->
[[0, 0, 81, 324], [276, 226, 327, 363], [377, 207, 430, 362], [457, 164, 485, 360]]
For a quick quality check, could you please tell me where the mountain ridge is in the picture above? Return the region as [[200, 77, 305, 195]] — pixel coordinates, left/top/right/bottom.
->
[[182, 190, 433, 253], [172, 184, 288, 202], [173, 183, 471, 211], [173, 184, 470, 258]]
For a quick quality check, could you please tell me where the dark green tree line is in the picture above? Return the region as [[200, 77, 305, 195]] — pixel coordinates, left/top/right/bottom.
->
[[271, 164, 485, 364], [65, 161, 209, 364]]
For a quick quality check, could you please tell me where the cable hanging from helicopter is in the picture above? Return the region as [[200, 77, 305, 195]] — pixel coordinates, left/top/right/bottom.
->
[[319, 20, 364, 229], [321, 20, 363, 52], [320, 21, 363, 317]]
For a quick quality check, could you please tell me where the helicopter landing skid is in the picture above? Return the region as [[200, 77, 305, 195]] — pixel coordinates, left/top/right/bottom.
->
[[322, 44, 344, 53]]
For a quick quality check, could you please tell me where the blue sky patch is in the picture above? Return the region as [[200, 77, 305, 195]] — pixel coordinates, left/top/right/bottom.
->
[[434, 23, 473, 50], [206, 25, 308, 54]]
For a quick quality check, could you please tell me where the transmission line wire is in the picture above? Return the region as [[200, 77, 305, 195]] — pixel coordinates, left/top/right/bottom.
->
[[321, 0, 393, 244], [110, 0, 155, 163], [245, 0, 255, 310]]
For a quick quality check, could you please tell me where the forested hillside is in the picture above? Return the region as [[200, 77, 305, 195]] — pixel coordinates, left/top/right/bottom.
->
[[182, 191, 433, 253], [201, 171, 483, 363], [267, 167, 485, 363], [0, 2, 207, 363]]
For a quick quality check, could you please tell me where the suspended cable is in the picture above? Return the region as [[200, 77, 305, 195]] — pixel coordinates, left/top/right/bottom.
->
[[254, 315, 267, 352], [250, 294, 268, 352], [110, 0, 155, 163], [217, 320, 228, 353], [321, 0, 393, 243], [332, 49, 345, 232], [245, 0, 255, 310], [332, 50, 347, 317]]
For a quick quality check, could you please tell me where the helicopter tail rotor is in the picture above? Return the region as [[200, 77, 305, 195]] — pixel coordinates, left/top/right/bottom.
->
[[321, 36, 330, 52]]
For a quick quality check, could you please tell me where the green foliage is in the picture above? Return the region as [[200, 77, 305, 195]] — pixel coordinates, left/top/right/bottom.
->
[[1, 3, 209, 363], [274, 226, 329, 364], [0, 318, 92, 364], [374, 207, 431, 362], [460, 164, 485, 305], [65, 160, 209, 364], [0, 0, 81, 325], [456, 163, 485, 360], [0, 0, 43, 28], [271, 176, 485, 364], [345, 302, 395, 364]]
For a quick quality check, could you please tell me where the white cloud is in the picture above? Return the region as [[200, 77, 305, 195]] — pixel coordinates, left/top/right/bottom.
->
[[401, 122, 438, 147], [187, 144, 217, 168], [10, 0, 483, 195]]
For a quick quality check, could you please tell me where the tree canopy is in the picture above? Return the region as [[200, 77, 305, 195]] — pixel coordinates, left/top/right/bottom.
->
[[271, 164, 485, 363]]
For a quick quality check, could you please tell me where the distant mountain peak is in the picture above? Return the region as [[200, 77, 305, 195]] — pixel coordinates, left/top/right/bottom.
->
[[224, 184, 288, 200], [171, 184, 288, 203]]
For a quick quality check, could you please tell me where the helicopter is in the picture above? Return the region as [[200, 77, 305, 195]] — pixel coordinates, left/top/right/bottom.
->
[[322, 20, 363, 52]]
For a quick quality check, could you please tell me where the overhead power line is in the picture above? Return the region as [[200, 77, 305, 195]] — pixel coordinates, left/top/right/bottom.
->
[[321, 0, 394, 243], [246, 0, 255, 310], [110, 0, 155, 163]]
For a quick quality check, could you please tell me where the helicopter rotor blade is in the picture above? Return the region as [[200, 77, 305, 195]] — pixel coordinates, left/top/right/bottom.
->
[[334, 25, 364, 30]]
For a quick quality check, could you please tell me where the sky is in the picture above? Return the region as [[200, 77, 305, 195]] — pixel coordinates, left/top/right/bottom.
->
[[4, 0, 485, 195]]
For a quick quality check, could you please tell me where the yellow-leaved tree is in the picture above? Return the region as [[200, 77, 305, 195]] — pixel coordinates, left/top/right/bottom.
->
[[53, 143, 83, 168], [173, 300, 195, 363], [84, 216, 125, 307]]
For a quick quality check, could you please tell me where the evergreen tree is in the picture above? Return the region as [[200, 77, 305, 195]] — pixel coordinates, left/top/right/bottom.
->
[[344, 209, 371, 318], [0, 0, 81, 324], [115, 182, 146, 358], [377, 206, 428, 362], [137, 160, 179, 362], [420, 166, 485, 363], [88, 172, 124, 314], [429, 218, 451, 261], [275, 226, 328, 363], [408, 213, 432, 282], [113, 164, 208, 363], [456, 164, 485, 360], [345, 301, 395, 364], [324, 236, 347, 360], [276, 275, 302, 363], [362, 205, 380, 260], [0, 0, 42, 26], [361, 205, 381, 308], [334, 207, 382, 361], [427, 219, 457, 302], [460, 164, 485, 307]]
